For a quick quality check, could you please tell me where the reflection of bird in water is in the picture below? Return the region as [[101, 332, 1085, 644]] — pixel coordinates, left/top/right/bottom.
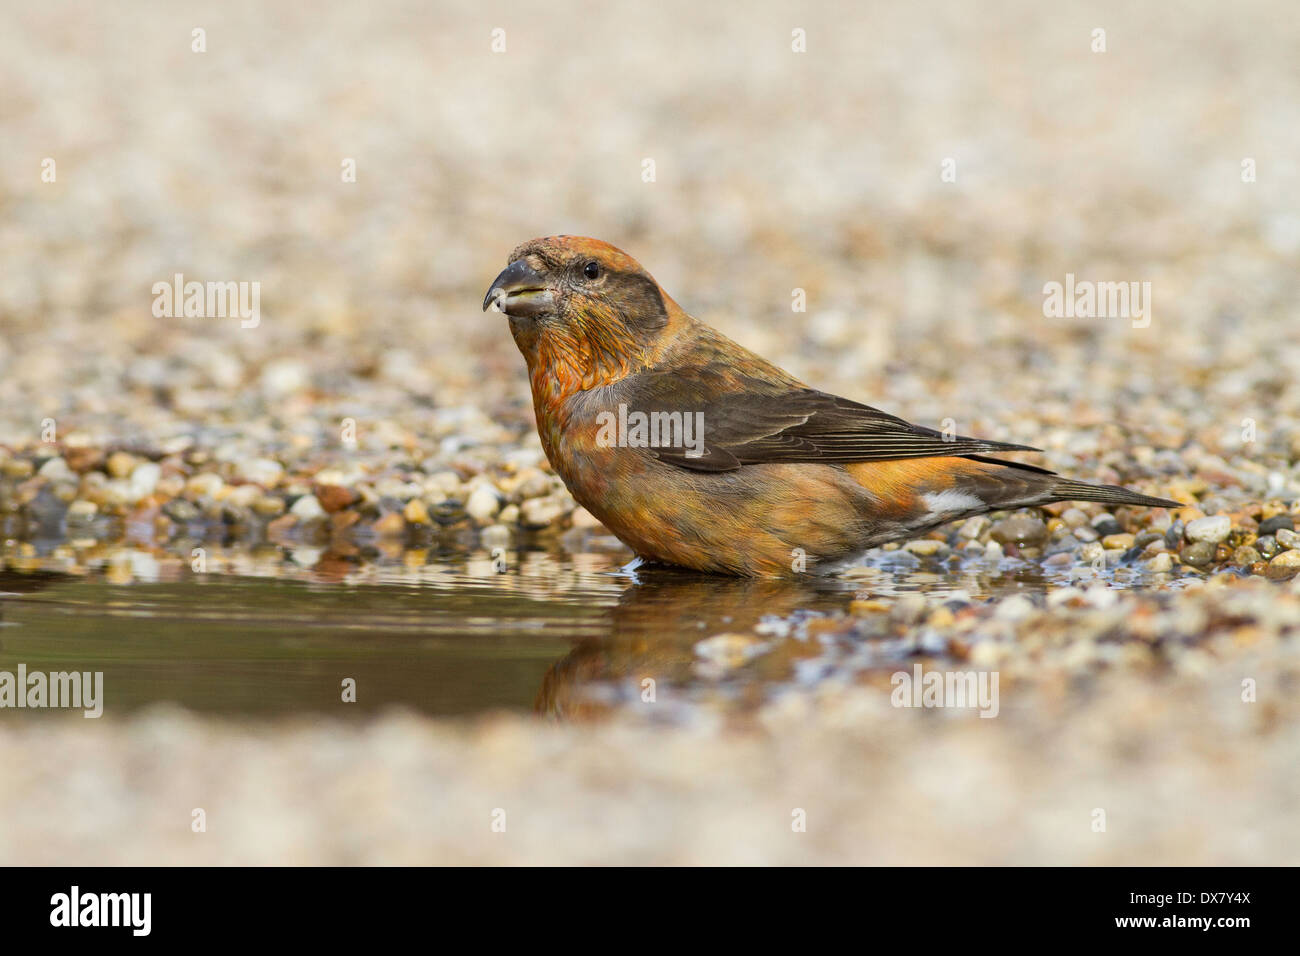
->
[[535, 567, 854, 720], [0, 570, 71, 653]]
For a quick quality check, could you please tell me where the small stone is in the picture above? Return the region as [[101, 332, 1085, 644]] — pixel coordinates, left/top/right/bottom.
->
[[509, 468, 553, 501], [1266, 550, 1300, 579], [403, 498, 431, 524], [260, 359, 309, 395], [106, 451, 139, 479], [163, 498, 201, 522], [1079, 541, 1105, 564], [1181, 542, 1216, 567], [37, 457, 72, 481], [1061, 508, 1090, 529], [424, 471, 463, 496], [186, 472, 225, 498], [465, 484, 503, 524], [221, 484, 260, 508], [1092, 515, 1123, 537], [290, 494, 326, 520], [850, 598, 890, 615], [957, 515, 991, 539], [373, 511, 406, 536], [266, 513, 298, 539], [889, 594, 928, 625], [1102, 533, 1135, 550], [903, 539, 947, 557], [67, 499, 98, 521], [520, 495, 570, 529], [237, 457, 284, 488], [129, 462, 161, 500], [1258, 515, 1294, 536], [1185, 515, 1231, 544], [2, 458, 34, 478], [926, 606, 955, 628], [252, 495, 285, 517], [990, 515, 1047, 545], [429, 499, 467, 525], [994, 595, 1036, 620], [316, 484, 359, 513], [63, 446, 105, 474], [1232, 546, 1262, 566], [1143, 552, 1173, 573], [1275, 528, 1300, 551]]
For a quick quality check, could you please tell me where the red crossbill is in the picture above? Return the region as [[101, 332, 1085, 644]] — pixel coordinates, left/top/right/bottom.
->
[[483, 236, 1178, 576]]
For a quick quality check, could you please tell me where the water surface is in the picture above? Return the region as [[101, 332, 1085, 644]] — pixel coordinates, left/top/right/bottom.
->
[[0, 543, 1168, 721]]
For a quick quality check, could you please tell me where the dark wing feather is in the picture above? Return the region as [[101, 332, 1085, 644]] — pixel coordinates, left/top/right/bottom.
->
[[616, 368, 1038, 473]]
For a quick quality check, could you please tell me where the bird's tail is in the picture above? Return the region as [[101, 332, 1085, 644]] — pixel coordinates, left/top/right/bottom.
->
[[961, 455, 1181, 510]]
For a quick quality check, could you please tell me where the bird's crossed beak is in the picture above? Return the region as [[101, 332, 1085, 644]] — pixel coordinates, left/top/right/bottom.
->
[[482, 259, 554, 318]]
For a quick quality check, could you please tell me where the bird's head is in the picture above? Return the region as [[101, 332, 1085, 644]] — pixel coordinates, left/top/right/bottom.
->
[[483, 236, 676, 394]]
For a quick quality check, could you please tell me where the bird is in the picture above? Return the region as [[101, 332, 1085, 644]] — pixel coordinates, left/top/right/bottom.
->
[[483, 235, 1179, 576]]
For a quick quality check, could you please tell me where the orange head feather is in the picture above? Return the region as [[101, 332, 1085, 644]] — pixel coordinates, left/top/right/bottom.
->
[[482, 236, 684, 403]]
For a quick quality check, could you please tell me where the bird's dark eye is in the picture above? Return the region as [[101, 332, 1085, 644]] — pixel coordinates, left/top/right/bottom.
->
[[583, 261, 600, 280]]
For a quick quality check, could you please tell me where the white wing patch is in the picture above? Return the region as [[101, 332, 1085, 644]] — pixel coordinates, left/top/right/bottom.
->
[[921, 490, 984, 517]]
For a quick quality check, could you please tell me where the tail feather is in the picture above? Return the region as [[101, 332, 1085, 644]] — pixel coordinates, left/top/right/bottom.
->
[[1041, 478, 1180, 510], [962, 455, 1180, 510]]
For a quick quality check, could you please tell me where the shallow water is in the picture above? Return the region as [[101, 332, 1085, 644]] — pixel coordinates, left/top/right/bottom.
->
[[0, 543, 1180, 721]]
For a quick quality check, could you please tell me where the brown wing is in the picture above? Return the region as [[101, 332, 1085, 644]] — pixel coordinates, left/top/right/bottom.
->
[[614, 366, 1039, 473]]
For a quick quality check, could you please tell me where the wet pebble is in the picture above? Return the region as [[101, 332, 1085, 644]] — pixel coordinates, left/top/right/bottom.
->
[[1266, 550, 1300, 579], [465, 484, 503, 523], [129, 462, 161, 500], [903, 539, 947, 557], [403, 498, 431, 525], [991, 514, 1047, 545], [105, 451, 138, 479], [1258, 515, 1295, 536], [1092, 515, 1123, 537], [237, 458, 284, 488], [1181, 542, 1216, 568], [1232, 546, 1262, 566], [1185, 515, 1232, 544], [290, 494, 326, 520], [957, 515, 991, 539], [1143, 552, 1173, 573], [520, 495, 571, 529], [37, 457, 72, 481], [1275, 528, 1300, 551]]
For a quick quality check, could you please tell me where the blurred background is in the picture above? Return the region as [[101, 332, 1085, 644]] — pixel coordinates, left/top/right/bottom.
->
[[2, 0, 1297, 462]]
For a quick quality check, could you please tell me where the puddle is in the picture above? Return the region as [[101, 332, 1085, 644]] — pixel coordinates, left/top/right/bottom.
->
[[0, 542, 1186, 721]]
